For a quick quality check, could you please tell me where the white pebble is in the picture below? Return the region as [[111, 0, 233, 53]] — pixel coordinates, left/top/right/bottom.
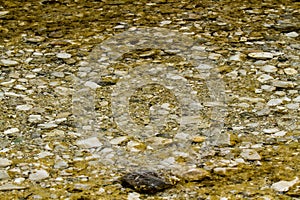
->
[[248, 52, 273, 60], [29, 169, 49, 181], [267, 99, 282, 106], [4, 128, 19, 135], [16, 104, 32, 111], [271, 177, 299, 192], [56, 52, 71, 59], [0, 59, 19, 66], [285, 32, 299, 38]]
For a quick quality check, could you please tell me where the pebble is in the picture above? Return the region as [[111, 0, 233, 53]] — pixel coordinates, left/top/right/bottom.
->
[[0, 11, 9, 16], [240, 149, 261, 160], [283, 68, 297, 75], [257, 74, 273, 83], [54, 159, 68, 169], [76, 137, 103, 148], [263, 128, 280, 134], [28, 115, 42, 123], [0, 170, 10, 180], [4, 128, 20, 135], [0, 59, 19, 66], [25, 36, 45, 43], [284, 32, 299, 38], [38, 123, 58, 129], [261, 65, 277, 73], [84, 81, 100, 89], [128, 192, 141, 200], [56, 52, 72, 59], [159, 20, 172, 26], [267, 99, 282, 106], [29, 169, 49, 181], [109, 136, 128, 145], [272, 80, 294, 88], [16, 104, 33, 111], [286, 103, 299, 110], [0, 158, 12, 167], [273, 131, 287, 137], [229, 53, 243, 61], [271, 177, 299, 192], [248, 52, 273, 60], [0, 183, 26, 191]]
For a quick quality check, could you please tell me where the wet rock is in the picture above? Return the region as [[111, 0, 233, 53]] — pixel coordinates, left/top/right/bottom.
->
[[271, 177, 299, 192], [121, 170, 172, 194], [240, 149, 261, 160]]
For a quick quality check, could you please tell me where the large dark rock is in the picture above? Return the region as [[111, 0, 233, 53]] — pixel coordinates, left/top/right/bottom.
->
[[120, 170, 173, 194]]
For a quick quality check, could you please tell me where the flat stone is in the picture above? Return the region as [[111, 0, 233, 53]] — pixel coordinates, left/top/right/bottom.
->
[[271, 177, 299, 192], [286, 103, 299, 110], [240, 149, 261, 160], [26, 36, 45, 43], [181, 168, 210, 181], [263, 128, 280, 134], [248, 52, 273, 60], [272, 80, 295, 88], [283, 68, 297, 75], [4, 128, 19, 135], [38, 123, 58, 129], [0, 183, 27, 191], [0, 59, 19, 66], [16, 104, 33, 111], [0, 170, 10, 180], [128, 192, 141, 200], [54, 160, 68, 169], [76, 137, 103, 148], [109, 136, 128, 145], [56, 53, 71, 59], [267, 99, 283, 106], [285, 32, 299, 38], [28, 115, 42, 123], [261, 65, 277, 73], [29, 169, 49, 181], [84, 81, 100, 89], [257, 74, 273, 83], [0, 158, 12, 167], [0, 11, 9, 16]]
